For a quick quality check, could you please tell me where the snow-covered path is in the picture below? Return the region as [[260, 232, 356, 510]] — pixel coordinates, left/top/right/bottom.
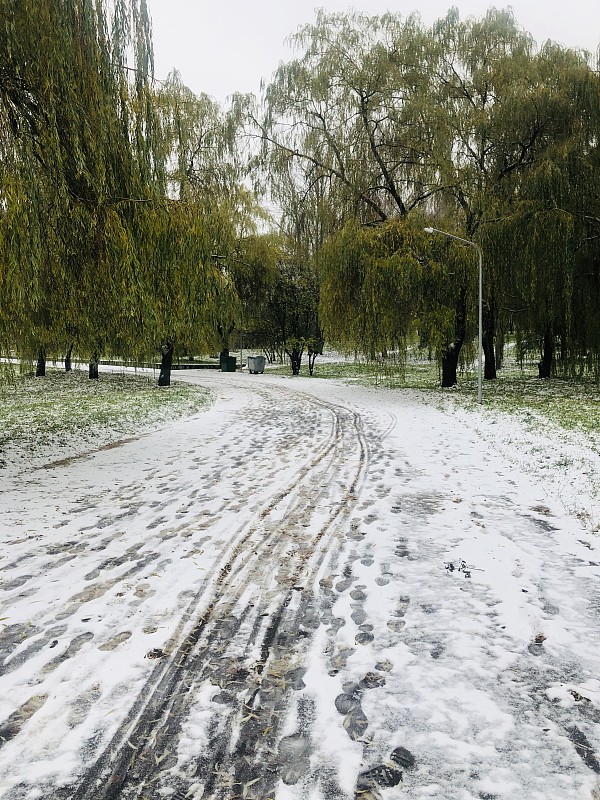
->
[[1, 373, 599, 800]]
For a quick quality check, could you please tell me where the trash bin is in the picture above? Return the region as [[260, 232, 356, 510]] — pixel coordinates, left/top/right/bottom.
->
[[247, 355, 265, 374], [220, 355, 237, 372]]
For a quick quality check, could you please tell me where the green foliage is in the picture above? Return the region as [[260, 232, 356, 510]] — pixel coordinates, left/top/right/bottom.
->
[[319, 216, 477, 365], [1, 3, 599, 389], [0, 1, 254, 375], [244, 245, 321, 373], [258, 7, 600, 381], [0, 0, 166, 365], [259, 9, 441, 224]]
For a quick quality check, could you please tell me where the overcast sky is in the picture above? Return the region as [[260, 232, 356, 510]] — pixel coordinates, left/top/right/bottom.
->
[[146, 1, 599, 104]]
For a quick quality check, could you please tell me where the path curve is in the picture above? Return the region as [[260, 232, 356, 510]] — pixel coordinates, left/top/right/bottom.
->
[[1, 372, 599, 800]]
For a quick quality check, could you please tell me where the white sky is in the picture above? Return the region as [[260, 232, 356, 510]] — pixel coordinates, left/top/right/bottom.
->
[[146, 0, 600, 104]]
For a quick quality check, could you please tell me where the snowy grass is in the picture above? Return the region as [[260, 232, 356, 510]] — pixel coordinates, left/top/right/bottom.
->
[[0, 367, 211, 473], [272, 353, 600, 439]]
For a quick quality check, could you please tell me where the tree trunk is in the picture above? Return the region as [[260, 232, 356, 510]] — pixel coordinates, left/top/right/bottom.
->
[[89, 352, 99, 380], [482, 334, 496, 379], [36, 347, 46, 377], [441, 288, 466, 387], [441, 346, 459, 387], [483, 300, 497, 380], [65, 343, 73, 372], [495, 326, 505, 370], [219, 346, 230, 371], [290, 348, 302, 375], [217, 322, 235, 370], [158, 342, 173, 386], [538, 328, 554, 379], [307, 338, 322, 376]]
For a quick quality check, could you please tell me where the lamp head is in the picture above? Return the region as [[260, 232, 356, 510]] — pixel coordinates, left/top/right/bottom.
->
[[423, 227, 434, 233]]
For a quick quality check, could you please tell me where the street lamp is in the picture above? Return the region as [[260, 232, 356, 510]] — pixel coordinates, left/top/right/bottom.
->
[[424, 226, 483, 404]]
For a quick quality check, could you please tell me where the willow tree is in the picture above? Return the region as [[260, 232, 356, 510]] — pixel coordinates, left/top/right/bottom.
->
[[426, 11, 600, 382], [320, 218, 425, 359], [257, 10, 442, 225], [0, 0, 167, 376], [263, 155, 334, 369], [257, 9, 529, 385], [250, 247, 319, 375], [255, 11, 444, 373], [419, 8, 537, 382], [259, 8, 599, 388], [480, 48, 600, 379], [154, 73, 279, 376]]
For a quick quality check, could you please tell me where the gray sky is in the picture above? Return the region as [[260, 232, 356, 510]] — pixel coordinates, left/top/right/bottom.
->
[[146, 0, 599, 104]]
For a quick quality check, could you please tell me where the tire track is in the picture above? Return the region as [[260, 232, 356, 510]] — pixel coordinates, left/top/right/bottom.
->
[[64, 383, 370, 800]]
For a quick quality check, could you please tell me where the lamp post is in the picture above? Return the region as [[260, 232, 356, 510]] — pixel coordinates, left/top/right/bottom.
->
[[424, 227, 483, 404]]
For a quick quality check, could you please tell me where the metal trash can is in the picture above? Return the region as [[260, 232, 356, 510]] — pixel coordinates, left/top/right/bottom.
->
[[247, 355, 265, 374], [220, 355, 237, 372]]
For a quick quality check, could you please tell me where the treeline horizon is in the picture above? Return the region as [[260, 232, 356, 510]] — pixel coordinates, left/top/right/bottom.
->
[[1, 2, 598, 385]]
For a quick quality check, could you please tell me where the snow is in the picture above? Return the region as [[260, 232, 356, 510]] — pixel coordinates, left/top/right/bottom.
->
[[0, 370, 599, 799]]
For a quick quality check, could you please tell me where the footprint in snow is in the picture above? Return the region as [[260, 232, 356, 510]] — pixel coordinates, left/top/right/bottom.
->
[[351, 607, 367, 625], [387, 619, 406, 633], [0, 623, 63, 676], [98, 631, 131, 651], [355, 631, 375, 644], [395, 537, 410, 558], [42, 632, 94, 673], [67, 683, 102, 728], [386, 595, 409, 634], [277, 733, 311, 785], [327, 646, 355, 675], [0, 694, 48, 748], [336, 673, 389, 742], [354, 746, 415, 799]]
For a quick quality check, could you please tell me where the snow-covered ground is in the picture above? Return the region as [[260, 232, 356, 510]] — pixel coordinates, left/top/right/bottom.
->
[[1, 371, 599, 800]]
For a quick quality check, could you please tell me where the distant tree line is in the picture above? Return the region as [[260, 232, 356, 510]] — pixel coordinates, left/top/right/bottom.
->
[[1, 3, 598, 384], [254, 9, 600, 384]]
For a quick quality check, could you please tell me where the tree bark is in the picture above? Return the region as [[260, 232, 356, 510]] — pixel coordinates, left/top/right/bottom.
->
[[89, 352, 99, 380], [35, 347, 46, 377], [65, 343, 73, 372], [158, 342, 173, 386], [219, 346, 230, 371], [483, 300, 497, 380], [495, 326, 505, 370], [441, 288, 466, 387], [290, 347, 302, 375], [307, 337, 323, 376], [441, 347, 459, 387], [217, 322, 235, 369], [538, 328, 554, 379], [481, 292, 497, 381], [483, 335, 496, 379]]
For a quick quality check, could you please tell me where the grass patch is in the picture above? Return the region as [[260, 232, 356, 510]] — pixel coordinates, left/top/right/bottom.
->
[[267, 358, 409, 387], [0, 367, 211, 471], [453, 371, 600, 437]]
